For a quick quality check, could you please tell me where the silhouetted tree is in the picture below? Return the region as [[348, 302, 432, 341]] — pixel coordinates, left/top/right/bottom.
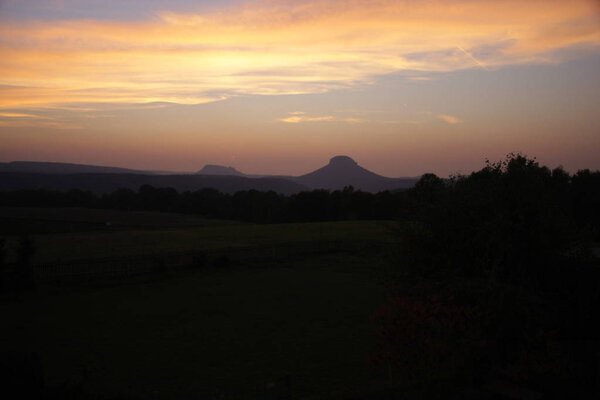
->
[[65, 189, 95, 207], [102, 188, 137, 210], [384, 154, 600, 396], [571, 169, 600, 240]]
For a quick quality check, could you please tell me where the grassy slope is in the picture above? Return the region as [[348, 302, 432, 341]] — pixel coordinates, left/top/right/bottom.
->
[[1, 254, 389, 399]]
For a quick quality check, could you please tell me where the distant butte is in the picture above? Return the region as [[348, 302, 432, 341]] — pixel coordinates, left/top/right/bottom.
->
[[328, 155, 358, 166], [294, 155, 417, 192], [196, 164, 246, 177]]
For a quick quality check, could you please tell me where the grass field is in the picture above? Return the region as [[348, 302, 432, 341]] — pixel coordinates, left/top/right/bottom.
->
[[1, 253, 391, 399], [1, 207, 397, 398], [1, 207, 398, 265]]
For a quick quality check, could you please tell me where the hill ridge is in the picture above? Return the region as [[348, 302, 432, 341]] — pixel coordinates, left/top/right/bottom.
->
[[1, 156, 418, 193]]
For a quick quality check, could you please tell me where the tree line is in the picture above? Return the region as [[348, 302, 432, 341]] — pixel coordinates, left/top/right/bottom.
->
[[0, 155, 598, 236], [0, 184, 405, 223]]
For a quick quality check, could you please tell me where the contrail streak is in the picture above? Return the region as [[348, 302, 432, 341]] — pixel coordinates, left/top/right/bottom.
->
[[457, 46, 489, 71]]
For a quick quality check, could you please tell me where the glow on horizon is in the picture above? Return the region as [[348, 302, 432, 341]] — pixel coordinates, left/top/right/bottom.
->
[[0, 0, 599, 176]]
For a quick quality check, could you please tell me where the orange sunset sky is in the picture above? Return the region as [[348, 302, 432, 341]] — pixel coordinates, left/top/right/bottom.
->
[[1, 0, 599, 177]]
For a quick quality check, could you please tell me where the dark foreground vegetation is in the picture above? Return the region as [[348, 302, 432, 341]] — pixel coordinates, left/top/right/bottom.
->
[[1, 154, 599, 398], [373, 155, 600, 398]]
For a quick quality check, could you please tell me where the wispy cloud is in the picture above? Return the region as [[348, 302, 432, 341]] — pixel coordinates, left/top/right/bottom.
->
[[407, 76, 436, 82], [1, 0, 598, 109], [0, 120, 82, 129], [0, 109, 82, 129], [376, 119, 423, 125], [0, 112, 41, 118], [437, 114, 463, 124], [279, 112, 364, 123]]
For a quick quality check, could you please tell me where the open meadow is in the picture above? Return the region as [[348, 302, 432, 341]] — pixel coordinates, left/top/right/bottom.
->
[[0, 207, 396, 265], [1, 207, 396, 399]]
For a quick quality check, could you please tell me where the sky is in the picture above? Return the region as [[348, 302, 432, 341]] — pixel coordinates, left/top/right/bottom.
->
[[1, 0, 599, 177]]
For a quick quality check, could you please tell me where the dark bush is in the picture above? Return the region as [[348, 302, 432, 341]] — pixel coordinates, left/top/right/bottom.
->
[[384, 154, 600, 396]]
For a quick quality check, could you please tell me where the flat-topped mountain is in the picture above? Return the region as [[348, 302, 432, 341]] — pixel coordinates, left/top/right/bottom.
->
[[197, 165, 245, 177], [294, 155, 417, 192]]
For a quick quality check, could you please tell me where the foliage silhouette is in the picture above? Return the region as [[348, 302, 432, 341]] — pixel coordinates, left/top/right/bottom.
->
[[375, 154, 600, 397]]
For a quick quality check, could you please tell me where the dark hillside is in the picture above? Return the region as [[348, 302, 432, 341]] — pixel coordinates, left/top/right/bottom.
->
[[0, 172, 308, 195], [295, 156, 417, 192], [0, 161, 154, 175]]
